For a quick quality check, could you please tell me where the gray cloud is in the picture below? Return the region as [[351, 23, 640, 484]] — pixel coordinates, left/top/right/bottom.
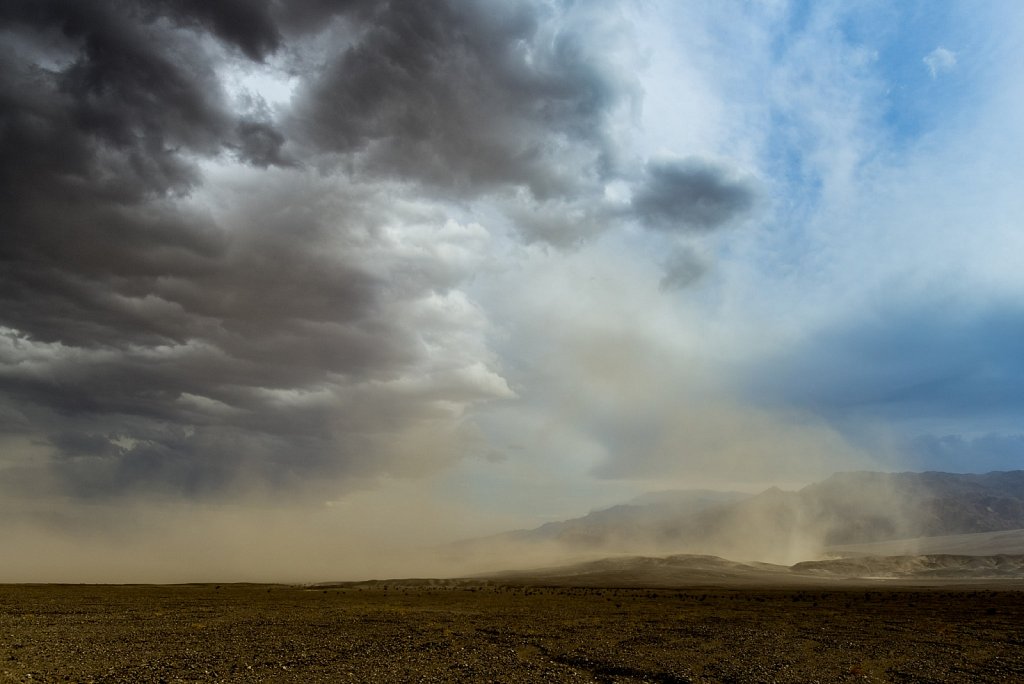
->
[[158, 0, 282, 61], [0, 1, 530, 498], [499, 195, 617, 247], [659, 247, 708, 291], [232, 119, 293, 167], [0, 169, 498, 498], [288, 0, 632, 201], [1, 0, 760, 503], [631, 158, 757, 232]]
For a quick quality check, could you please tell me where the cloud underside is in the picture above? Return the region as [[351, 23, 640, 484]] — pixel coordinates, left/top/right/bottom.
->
[[0, 0, 577, 496], [0, 0, 764, 498]]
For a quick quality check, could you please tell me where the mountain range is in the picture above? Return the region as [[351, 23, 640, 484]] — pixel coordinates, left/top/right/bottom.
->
[[480, 552, 1024, 586], [453, 470, 1024, 567]]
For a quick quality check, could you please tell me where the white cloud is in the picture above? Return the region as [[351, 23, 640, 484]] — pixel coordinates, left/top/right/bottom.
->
[[923, 46, 957, 78]]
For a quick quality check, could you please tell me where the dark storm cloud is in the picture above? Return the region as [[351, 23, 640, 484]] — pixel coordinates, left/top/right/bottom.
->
[[7, 1, 230, 149], [157, 0, 281, 61], [1, 0, 532, 497], [0, 0, 289, 223], [0, 174, 453, 497], [233, 119, 292, 167], [272, 0, 377, 33], [289, 0, 629, 199], [631, 159, 757, 232]]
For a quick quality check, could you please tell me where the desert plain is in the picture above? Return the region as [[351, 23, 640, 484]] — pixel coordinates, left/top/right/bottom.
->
[[3, 578, 1024, 683]]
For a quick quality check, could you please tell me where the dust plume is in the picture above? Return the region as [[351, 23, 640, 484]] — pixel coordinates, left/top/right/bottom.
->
[[0, 479, 515, 583]]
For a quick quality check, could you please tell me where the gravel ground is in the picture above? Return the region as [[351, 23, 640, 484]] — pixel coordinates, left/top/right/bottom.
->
[[2, 582, 1023, 682]]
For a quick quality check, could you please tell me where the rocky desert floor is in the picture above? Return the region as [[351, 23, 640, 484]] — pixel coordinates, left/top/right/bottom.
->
[[2, 581, 1024, 683]]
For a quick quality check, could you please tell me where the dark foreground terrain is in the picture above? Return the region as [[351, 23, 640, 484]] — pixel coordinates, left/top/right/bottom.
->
[[3, 582, 1024, 683]]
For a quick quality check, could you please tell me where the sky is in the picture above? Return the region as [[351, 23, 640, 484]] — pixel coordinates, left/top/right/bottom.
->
[[1, 0, 1023, 581]]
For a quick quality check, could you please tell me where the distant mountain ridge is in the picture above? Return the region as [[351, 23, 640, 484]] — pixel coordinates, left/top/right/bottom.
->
[[481, 553, 1024, 586], [484, 489, 750, 547], [803, 470, 1024, 542], [455, 471, 1024, 566]]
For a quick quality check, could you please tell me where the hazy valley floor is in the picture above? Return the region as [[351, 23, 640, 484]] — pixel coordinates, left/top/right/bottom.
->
[[2, 582, 1024, 683]]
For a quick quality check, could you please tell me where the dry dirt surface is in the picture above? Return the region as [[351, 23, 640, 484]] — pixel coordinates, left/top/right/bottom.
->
[[2, 582, 1024, 683]]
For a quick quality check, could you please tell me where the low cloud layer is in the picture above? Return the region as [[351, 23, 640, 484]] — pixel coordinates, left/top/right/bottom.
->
[[746, 300, 1024, 427], [742, 298, 1024, 471]]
